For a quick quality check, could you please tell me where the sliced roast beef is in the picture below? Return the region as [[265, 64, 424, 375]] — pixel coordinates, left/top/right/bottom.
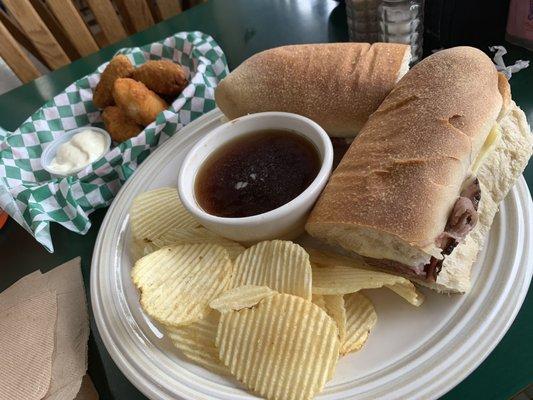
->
[[446, 197, 479, 239], [445, 178, 481, 240], [363, 256, 424, 279], [460, 177, 481, 209], [365, 177, 482, 282], [425, 257, 442, 282], [424, 177, 481, 281]]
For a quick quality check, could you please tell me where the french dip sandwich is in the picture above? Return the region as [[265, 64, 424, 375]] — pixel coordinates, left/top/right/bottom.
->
[[306, 47, 533, 293], [215, 43, 411, 137]]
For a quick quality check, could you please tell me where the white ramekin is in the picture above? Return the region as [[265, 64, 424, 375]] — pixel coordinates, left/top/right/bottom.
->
[[178, 112, 333, 243], [41, 126, 111, 177]]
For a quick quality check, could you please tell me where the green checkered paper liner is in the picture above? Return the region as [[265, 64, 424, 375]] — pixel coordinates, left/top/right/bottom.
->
[[0, 31, 228, 251]]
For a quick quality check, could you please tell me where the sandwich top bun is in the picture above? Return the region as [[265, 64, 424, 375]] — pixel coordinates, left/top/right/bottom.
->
[[306, 47, 507, 270], [215, 43, 411, 137]]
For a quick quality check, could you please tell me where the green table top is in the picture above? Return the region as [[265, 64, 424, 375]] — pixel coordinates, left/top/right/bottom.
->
[[0, 1, 531, 399]]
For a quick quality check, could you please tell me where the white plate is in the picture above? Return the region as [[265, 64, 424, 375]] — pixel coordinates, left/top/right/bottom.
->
[[91, 109, 533, 400]]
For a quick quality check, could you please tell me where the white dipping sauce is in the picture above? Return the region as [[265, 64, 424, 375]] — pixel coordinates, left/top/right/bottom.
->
[[48, 129, 106, 174]]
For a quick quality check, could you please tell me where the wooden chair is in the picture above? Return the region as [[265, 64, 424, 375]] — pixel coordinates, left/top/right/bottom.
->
[[0, 0, 199, 84]]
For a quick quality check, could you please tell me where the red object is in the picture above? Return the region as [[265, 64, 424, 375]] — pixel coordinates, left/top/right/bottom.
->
[[0, 211, 8, 229], [506, 0, 533, 50]]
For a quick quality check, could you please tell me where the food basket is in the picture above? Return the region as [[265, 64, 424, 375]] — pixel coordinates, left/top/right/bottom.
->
[[0, 31, 228, 251]]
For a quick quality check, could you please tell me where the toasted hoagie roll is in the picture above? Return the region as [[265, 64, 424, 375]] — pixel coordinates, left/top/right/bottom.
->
[[306, 47, 533, 293], [215, 43, 411, 137]]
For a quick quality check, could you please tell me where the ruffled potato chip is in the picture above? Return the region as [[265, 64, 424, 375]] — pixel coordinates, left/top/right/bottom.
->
[[312, 295, 346, 343], [166, 310, 230, 376], [132, 243, 233, 327], [310, 249, 424, 306], [341, 292, 377, 355], [210, 285, 275, 313], [232, 240, 312, 300], [151, 226, 245, 260], [323, 295, 346, 343], [130, 187, 200, 245], [217, 293, 339, 400], [311, 294, 327, 312]]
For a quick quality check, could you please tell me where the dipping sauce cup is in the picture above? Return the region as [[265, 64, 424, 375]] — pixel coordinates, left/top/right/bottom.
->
[[178, 112, 333, 243]]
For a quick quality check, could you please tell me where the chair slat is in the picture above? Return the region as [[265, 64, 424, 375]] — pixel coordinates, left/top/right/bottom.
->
[[3, 0, 70, 69], [0, 20, 40, 83], [29, 0, 80, 60], [112, 0, 135, 34], [85, 0, 128, 44], [0, 9, 48, 67], [155, 0, 182, 19], [45, 0, 99, 56], [115, 0, 155, 32]]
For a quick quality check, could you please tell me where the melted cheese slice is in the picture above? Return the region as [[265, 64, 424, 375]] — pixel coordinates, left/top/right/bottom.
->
[[471, 123, 502, 174]]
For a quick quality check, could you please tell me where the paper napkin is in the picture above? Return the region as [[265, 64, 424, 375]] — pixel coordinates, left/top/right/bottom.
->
[[42, 258, 90, 399], [0, 257, 92, 400], [0, 290, 57, 400]]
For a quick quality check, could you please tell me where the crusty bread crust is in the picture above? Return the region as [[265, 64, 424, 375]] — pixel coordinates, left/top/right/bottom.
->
[[497, 72, 512, 120], [215, 43, 410, 137], [306, 47, 504, 266]]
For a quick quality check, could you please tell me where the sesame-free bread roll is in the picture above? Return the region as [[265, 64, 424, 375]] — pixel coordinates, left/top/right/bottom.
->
[[215, 43, 411, 137], [306, 47, 533, 293]]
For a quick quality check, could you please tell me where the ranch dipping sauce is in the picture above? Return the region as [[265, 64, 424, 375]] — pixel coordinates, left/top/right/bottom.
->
[[48, 129, 107, 174], [195, 129, 321, 218]]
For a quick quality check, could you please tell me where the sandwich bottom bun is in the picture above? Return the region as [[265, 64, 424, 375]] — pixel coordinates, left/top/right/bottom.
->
[[416, 102, 533, 293]]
